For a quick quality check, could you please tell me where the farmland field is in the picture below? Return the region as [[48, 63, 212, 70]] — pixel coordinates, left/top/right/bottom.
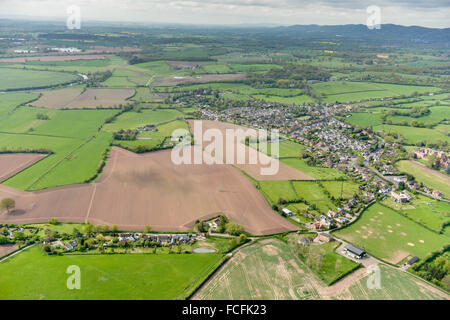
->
[[321, 180, 360, 199], [258, 180, 299, 204], [0, 68, 79, 91], [102, 109, 183, 132], [0, 147, 298, 235], [396, 160, 450, 198], [0, 108, 117, 190], [0, 92, 40, 118], [194, 239, 446, 300], [281, 158, 345, 180], [312, 81, 440, 103], [373, 124, 450, 144], [334, 203, 450, 264], [0, 246, 223, 300], [249, 139, 306, 159], [381, 195, 450, 232], [293, 181, 337, 213]]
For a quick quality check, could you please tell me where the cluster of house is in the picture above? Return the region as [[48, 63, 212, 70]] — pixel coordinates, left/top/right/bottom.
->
[[0, 225, 35, 239], [391, 190, 413, 203], [415, 148, 449, 170], [13, 49, 36, 54], [63, 233, 194, 251], [49, 47, 81, 53]]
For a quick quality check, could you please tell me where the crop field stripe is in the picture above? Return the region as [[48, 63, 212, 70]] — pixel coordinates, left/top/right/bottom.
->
[[26, 136, 95, 190]]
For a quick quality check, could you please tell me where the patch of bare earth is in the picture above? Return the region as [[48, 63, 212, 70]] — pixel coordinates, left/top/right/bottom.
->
[[0, 153, 47, 182], [64, 88, 136, 108], [30, 88, 84, 109], [166, 61, 197, 69], [155, 73, 246, 86], [0, 245, 18, 258], [188, 120, 314, 181], [0, 147, 297, 235]]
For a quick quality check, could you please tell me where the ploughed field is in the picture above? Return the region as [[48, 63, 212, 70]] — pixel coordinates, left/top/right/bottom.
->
[[0, 147, 297, 235], [30, 88, 136, 109], [0, 153, 46, 182]]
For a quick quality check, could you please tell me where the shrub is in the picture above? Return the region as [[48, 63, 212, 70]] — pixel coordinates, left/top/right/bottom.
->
[[225, 222, 245, 236]]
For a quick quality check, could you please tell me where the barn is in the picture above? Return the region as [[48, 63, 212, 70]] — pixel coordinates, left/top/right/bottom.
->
[[344, 244, 366, 259]]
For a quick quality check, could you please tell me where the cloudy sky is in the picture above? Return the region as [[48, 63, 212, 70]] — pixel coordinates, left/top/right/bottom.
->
[[0, 0, 448, 28]]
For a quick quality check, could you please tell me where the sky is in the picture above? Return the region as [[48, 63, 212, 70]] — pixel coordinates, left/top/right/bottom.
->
[[0, 0, 448, 28]]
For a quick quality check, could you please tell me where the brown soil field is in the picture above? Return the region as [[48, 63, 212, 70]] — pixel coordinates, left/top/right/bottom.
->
[[0, 245, 18, 258], [0, 153, 47, 182], [30, 88, 84, 109], [166, 61, 197, 69], [188, 120, 314, 181], [32, 88, 135, 109], [89, 46, 141, 53], [0, 147, 297, 235], [0, 54, 111, 63], [155, 73, 246, 86]]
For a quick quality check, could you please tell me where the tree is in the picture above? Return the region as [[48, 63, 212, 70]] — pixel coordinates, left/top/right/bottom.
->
[[0, 198, 15, 213], [225, 222, 245, 236], [48, 217, 58, 225], [144, 225, 152, 233]]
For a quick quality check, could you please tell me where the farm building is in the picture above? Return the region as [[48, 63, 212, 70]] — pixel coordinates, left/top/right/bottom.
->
[[344, 244, 366, 259], [407, 256, 419, 266], [317, 233, 334, 243], [432, 190, 443, 199], [281, 208, 293, 217]]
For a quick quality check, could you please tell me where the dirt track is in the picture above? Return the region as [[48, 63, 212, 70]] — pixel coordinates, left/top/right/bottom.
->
[[0, 147, 297, 235], [0, 153, 46, 182]]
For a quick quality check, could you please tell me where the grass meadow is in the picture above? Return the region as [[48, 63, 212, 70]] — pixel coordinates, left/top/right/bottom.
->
[[396, 160, 450, 198], [0, 246, 222, 300], [334, 203, 449, 264]]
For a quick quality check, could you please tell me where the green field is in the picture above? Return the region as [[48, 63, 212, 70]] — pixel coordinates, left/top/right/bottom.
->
[[195, 239, 444, 299], [0, 246, 222, 300], [258, 180, 299, 204], [195, 239, 322, 300], [381, 195, 450, 232], [249, 139, 306, 158], [0, 68, 79, 91], [293, 181, 337, 213], [298, 240, 360, 285], [340, 264, 447, 300], [281, 158, 345, 180], [334, 203, 449, 264], [374, 124, 450, 144], [102, 109, 183, 132], [396, 160, 450, 198], [114, 120, 189, 150], [322, 180, 360, 199], [0, 107, 118, 190], [346, 113, 383, 127], [0, 92, 40, 118], [313, 81, 440, 103]]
